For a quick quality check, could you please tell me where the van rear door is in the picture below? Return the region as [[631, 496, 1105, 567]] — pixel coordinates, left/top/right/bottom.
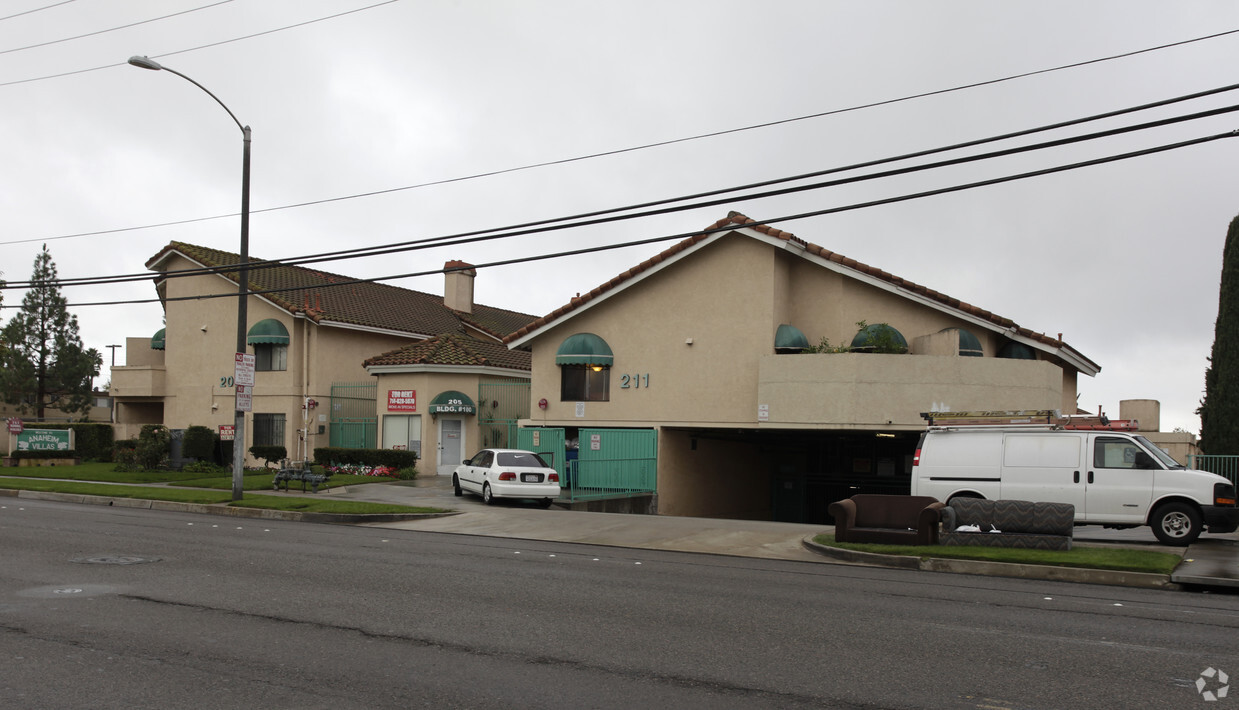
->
[[1084, 434, 1154, 523], [999, 432, 1086, 520]]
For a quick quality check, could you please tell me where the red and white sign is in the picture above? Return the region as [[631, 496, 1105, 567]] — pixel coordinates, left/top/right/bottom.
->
[[235, 384, 252, 412], [387, 389, 417, 412], [234, 352, 255, 387], [6, 418, 23, 435], [218, 424, 236, 441]]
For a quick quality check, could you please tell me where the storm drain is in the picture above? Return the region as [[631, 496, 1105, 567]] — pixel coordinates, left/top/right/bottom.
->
[[71, 555, 161, 565]]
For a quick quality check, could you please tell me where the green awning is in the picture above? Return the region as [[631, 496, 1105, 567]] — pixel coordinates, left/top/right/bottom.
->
[[247, 319, 290, 345], [774, 324, 810, 351], [555, 332, 614, 366], [429, 390, 476, 415], [850, 323, 908, 353], [954, 328, 984, 357], [151, 328, 166, 350], [998, 341, 1037, 360]]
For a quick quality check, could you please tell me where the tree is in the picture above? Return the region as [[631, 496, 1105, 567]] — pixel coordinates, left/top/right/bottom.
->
[[0, 245, 101, 419], [1200, 214, 1239, 454]]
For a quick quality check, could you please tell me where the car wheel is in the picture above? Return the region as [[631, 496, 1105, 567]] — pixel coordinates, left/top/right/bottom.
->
[[538, 497, 554, 509], [1150, 502, 1202, 546], [482, 482, 495, 505], [452, 474, 462, 497]]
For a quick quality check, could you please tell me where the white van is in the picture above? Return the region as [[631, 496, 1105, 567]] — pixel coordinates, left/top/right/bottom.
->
[[911, 424, 1239, 545]]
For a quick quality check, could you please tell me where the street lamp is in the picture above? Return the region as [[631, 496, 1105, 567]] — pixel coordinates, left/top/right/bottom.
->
[[129, 55, 251, 501]]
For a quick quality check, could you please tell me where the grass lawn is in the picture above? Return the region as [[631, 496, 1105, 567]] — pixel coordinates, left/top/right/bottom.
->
[[0, 461, 208, 484], [813, 533, 1182, 575], [175, 472, 397, 491], [0, 464, 445, 515]]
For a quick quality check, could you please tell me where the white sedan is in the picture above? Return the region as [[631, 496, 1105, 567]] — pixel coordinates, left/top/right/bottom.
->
[[453, 448, 561, 507]]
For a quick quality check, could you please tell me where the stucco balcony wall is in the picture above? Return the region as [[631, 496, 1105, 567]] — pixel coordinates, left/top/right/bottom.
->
[[757, 353, 1063, 428], [110, 366, 167, 399]]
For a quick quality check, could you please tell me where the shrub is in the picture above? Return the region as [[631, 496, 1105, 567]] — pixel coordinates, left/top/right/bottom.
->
[[182, 425, 216, 461], [113, 438, 138, 466], [182, 461, 228, 474], [136, 425, 171, 470], [249, 445, 287, 468], [313, 447, 418, 469]]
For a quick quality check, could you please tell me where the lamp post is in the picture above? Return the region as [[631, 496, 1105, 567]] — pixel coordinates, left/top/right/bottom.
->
[[129, 55, 250, 501]]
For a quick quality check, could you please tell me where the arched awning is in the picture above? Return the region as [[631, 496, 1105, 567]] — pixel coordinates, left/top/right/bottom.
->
[[151, 328, 166, 350], [942, 327, 984, 357], [998, 341, 1037, 360], [555, 333, 614, 366], [850, 323, 908, 353], [429, 390, 476, 415], [247, 319, 290, 345], [774, 324, 810, 352]]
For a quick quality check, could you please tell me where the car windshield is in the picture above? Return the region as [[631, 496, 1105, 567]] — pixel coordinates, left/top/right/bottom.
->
[[497, 451, 549, 468], [1134, 436, 1184, 469]]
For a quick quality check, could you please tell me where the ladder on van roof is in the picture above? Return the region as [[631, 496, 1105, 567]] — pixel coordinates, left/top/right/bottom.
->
[[920, 410, 1139, 431]]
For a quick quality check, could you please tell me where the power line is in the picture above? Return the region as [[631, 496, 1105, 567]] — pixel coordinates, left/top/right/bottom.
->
[[0, 0, 78, 23], [42, 127, 1239, 309], [0, 1, 235, 56], [4, 25, 1238, 245], [0, 0, 401, 88], [8, 93, 1238, 290]]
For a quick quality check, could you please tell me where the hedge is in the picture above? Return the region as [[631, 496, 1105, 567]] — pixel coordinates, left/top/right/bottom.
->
[[14, 423, 114, 461], [313, 447, 418, 469], [249, 445, 287, 466], [13, 449, 80, 460], [182, 425, 216, 461]]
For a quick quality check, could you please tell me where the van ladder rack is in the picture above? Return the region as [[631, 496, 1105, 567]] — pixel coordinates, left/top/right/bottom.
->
[[920, 410, 1139, 431]]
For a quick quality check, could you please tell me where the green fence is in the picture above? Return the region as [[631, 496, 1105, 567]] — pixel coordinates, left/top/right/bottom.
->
[[561, 428, 657, 502], [1188, 454, 1239, 486], [477, 381, 530, 450], [330, 381, 377, 449]]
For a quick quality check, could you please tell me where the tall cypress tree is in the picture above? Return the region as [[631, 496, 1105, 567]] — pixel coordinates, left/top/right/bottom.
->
[[1199, 214, 1239, 454], [0, 245, 101, 419]]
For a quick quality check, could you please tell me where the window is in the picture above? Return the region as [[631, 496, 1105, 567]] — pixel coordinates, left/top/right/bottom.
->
[[382, 415, 422, 457], [254, 344, 287, 372], [561, 365, 610, 401], [1093, 436, 1156, 470], [253, 413, 286, 447]]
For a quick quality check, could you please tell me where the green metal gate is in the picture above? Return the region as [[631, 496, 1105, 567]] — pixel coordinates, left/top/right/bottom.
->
[[329, 381, 377, 449], [478, 381, 531, 450], [573, 428, 657, 498], [517, 427, 566, 478]]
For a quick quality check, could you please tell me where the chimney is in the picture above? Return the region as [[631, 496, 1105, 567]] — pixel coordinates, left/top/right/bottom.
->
[[443, 260, 476, 314]]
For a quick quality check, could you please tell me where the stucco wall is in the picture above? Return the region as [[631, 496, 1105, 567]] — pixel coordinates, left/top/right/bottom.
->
[[757, 353, 1064, 428], [658, 428, 768, 518]]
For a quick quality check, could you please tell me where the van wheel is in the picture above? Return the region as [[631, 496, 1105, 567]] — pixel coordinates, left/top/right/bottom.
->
[[452, 475, 462, 497], [1150, 502, 1202, 546]]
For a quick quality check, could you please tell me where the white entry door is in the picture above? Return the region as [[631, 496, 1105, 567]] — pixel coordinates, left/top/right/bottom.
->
[[437, 418, 464, 476]]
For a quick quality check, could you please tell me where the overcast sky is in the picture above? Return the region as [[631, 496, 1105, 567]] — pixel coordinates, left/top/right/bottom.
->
[[2, 1, 1237, 433]]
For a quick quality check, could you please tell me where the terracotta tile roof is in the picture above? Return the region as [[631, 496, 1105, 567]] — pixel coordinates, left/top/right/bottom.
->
[[147, 242, 536, 340], [364, 333, 531, 370], [505, 212, 1099, 373]]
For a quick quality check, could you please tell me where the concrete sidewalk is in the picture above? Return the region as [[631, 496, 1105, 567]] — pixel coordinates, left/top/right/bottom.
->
[[328, 475, 1239, 589]]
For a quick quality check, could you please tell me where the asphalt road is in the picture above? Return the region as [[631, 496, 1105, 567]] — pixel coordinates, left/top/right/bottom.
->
[[3, 500, 1238, 709]]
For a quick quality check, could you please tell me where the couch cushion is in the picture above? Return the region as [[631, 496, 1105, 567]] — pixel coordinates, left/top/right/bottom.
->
[[851, 494, 942, 528], [949, 498, 1074, 535]]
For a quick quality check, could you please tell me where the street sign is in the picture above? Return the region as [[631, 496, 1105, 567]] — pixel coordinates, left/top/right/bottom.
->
[[235, 384, 252, 412], [234, 352, 255, 387], [218, 424, 236, 441], [6, 418, 22, 435]]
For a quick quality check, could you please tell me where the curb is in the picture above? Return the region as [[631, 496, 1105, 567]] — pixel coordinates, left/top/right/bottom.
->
[[801, 535, 1178, 590], [4, 489, 460, 525]]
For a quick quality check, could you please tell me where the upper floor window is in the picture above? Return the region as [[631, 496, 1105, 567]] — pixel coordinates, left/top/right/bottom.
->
[[561, 365, 610, 402], [555, 333, 613, 402], [254, 343, 287, 372]]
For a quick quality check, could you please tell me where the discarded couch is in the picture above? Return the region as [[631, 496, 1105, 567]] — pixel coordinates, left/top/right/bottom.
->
[[939, 497, 1075, 551], [828, 494, 946, 545]]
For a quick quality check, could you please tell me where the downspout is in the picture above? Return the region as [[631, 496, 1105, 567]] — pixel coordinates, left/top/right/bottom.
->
[[302, 316, 311, 461]]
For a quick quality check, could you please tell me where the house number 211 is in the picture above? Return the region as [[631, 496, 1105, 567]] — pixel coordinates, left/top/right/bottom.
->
[[619, 374, 650, 389]]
